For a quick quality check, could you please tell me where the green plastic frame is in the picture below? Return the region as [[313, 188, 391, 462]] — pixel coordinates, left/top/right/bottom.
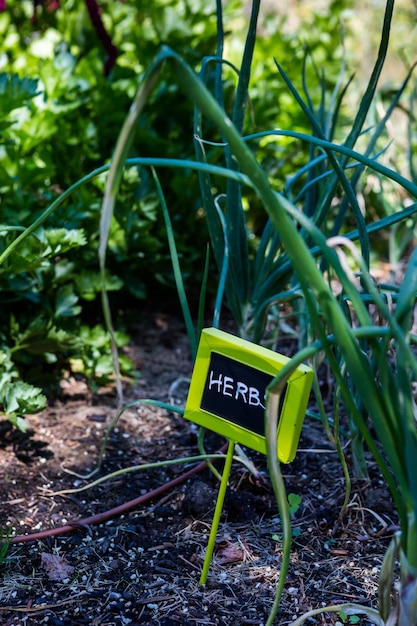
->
[[184, 328, 313, 463]]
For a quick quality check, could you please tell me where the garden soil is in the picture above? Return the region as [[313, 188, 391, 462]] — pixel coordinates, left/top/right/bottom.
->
[[0, 311, 398, 625]]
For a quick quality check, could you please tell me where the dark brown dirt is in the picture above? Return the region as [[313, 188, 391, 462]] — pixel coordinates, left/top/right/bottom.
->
[[0, 312, 398, 625]]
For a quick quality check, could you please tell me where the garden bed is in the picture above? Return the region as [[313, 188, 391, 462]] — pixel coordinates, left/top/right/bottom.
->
[[0, 312, 397, 625]]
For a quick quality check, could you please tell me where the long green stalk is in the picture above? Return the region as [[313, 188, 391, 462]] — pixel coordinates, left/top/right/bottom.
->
[[98, 63, 164, 404], [265, 345, 318, 625], [151, 167, 197, 359]]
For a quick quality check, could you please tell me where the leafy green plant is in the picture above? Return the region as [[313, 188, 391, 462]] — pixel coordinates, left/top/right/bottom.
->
[[0, 349, 46, 431], [287, 492, 302, 516], [0, 0, 222, 297], [0, 1, 238, 425], [68, 324, 135, 391], [272, 493, 302, 541], [339, 610, 361, 625]]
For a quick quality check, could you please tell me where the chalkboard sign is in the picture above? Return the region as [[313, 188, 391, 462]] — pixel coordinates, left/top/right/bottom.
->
[[184, 328, 313, 463]]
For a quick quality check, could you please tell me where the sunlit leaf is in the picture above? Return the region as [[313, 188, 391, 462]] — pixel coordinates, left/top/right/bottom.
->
[[54, 284, 81, 318], [4, 382, 47, 415], [0, 73, 39, 118]]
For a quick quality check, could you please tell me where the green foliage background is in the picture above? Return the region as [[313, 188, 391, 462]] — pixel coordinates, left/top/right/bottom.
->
[[0, 0, 415, 425]]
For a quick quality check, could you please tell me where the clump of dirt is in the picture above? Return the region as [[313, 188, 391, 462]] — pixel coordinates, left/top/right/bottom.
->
[[0, 313, 397, 625]]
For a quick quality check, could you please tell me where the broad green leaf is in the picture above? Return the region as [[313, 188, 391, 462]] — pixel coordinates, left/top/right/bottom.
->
[[0, 73, 39, 118], [43, 228, 87, 255], [6, 414, 29, 433], [54, 284, 81, 318], [19, 110, 58, 153], [288, 493, 302, 515], [4, 382, 47, 415], [11, 318, 83, 356], [75, 270, 123, 301]]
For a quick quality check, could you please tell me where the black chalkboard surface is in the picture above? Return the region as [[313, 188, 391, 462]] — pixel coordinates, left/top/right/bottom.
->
[[201, 352, 285, 436]]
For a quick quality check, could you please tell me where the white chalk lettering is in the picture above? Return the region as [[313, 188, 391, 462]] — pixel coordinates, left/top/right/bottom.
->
[[249, 386, 265, 408], [208, 371, 223, 391], [235, 381, 248, 402], [208, 370, 265, 409], [223, 376, 234, 397]]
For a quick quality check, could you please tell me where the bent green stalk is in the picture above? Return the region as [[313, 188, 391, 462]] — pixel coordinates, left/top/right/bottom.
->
[[265, 345, 318, 625], [52, 453, 229, 497], [97, 41, 414, 606]]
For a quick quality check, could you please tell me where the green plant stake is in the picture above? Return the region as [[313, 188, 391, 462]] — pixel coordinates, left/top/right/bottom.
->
[[184, 327, 313, 585], [199, 439, 236, 586]]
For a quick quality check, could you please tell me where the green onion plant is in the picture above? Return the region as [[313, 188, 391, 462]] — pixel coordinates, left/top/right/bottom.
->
[[96, 0, 417, 622]]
